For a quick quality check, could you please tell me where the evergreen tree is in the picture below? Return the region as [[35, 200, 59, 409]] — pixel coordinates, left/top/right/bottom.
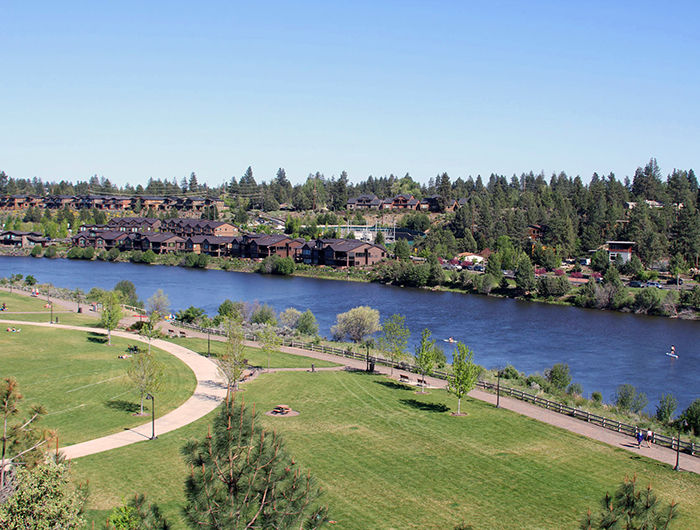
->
[[181, 397, 329, 529]]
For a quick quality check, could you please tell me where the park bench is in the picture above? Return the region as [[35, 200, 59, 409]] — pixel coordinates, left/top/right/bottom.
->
[[399, 374, 410, 383], [417, 378, 428, 386], [179, 330, 187, 338]]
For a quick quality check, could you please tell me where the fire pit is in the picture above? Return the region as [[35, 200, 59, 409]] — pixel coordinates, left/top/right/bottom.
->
[[265, 404, 299, 417]]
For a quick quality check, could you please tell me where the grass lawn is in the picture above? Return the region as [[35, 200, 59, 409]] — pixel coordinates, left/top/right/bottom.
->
[[0, 325, 196, 445], [169, 336, 341, 369], [0, 290, 101, 326], [71, 370, 700, 529]]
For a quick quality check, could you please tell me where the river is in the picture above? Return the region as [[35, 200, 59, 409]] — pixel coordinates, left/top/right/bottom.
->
[[1, 256, 698, 412]]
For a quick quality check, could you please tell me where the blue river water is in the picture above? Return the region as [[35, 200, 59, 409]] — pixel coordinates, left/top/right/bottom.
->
[[1, 256, 698, 412]]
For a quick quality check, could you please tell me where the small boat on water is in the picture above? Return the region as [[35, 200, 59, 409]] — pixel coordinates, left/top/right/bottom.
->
[[443, 337, 456, 343]]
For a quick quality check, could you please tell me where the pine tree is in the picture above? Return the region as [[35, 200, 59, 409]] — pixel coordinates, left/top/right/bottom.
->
[[181, 397, 329, 529]]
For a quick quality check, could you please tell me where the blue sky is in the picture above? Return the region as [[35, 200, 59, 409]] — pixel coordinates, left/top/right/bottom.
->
[[2, 1, 698, 186]]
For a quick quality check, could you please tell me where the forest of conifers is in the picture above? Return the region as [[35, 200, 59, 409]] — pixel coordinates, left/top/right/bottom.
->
[[1, 158, 699, 265]]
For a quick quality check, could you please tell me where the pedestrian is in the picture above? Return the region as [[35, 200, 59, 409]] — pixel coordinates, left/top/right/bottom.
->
[[646, 429, 653, 448], [635, 429, 643, 448]]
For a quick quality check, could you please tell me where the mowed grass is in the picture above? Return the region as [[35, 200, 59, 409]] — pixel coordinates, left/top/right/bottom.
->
[[71, 370, 700, 529], [0, 290, 101, 326], [170, 336, 340, 369], [0, 325, 196, 445]]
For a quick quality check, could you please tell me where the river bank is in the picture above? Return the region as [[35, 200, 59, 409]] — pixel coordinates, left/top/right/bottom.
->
[[2, 246, 698, 321]]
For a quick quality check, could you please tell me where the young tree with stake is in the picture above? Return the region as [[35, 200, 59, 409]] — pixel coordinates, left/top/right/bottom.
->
[[447, 343, 480, 415]]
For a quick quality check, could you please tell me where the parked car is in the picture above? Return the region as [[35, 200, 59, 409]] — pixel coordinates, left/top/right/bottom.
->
[[666, 277, 684, 285], [645, 281, 662, 288], [629, 280, 644, 288], [473, 265, 485, 272]]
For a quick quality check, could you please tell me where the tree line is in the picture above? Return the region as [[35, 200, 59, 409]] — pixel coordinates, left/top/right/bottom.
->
[[3, 159, 699, 265]]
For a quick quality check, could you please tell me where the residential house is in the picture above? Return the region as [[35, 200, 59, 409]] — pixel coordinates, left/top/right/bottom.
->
[[606, 241, 635, 263], [346, 194, 383, 210]]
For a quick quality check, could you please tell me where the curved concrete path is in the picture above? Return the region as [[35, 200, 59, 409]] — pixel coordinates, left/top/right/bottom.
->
[[0, 320, 227, 460]]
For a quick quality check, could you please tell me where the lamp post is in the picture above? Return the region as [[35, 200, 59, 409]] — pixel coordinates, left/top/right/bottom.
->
[[145, 393, 156, 440], [207, 328, 211, 357], [496, 366, 502, 408], [48, 289, 53, 324], [674, 420, 688, 471]]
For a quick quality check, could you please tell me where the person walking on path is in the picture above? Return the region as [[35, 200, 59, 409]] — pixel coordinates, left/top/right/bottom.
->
[[635, 429, 644, 448], [646, 429, 653, 448]]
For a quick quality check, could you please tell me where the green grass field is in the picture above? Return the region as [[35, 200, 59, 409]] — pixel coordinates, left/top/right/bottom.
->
[[71, 370, 700, 529], [0, 325, 196, 445], [170, 336, 341, 369], [0, 290, 101, 326]]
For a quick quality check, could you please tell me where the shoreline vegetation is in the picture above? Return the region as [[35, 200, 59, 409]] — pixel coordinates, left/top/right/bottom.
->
[[2, 246, 698, 320]]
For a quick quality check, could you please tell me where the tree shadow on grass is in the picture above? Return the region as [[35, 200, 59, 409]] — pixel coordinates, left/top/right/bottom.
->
[[400, 398, 449, 413], [376, 380, 412, 391], [105, 400, 140, 413], [87, 333, 108, 344]]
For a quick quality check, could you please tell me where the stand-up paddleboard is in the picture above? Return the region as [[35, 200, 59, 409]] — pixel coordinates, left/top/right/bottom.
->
[[665, 352, 678, 358], [443, 337, 456, 343]]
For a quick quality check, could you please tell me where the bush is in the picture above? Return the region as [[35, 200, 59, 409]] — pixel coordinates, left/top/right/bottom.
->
[[66, 246, 83, 259], [525, 374, 549, 392], [82, 247, 94, 260], [251, 304, 277, 325], [655, 393, 678, 424], [106, 247, 120, 261], [545, 363, 571, 392], [44, 246, 57, 258], [614, 384, 648, 413], [567, 382, 583, 396], [142, 249, 157, 264], [499, 364, 521, 380], [296, 309, 318, 336], [30, 245, 43, 257], [591, 391, 602, 403], [680, 398, 700, 435], [131, 250, 144, 263]]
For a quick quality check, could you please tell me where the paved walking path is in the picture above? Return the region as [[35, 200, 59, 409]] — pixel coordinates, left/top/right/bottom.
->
[[0, 319, 228, 460], [2, 287, 698, 473]]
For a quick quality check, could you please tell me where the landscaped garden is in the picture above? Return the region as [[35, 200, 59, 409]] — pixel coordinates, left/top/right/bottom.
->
[[70, 369, 700, 529], [0, 325, 196, 444]]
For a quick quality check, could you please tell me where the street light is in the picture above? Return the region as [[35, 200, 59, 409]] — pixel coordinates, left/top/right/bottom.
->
[[674, 419, 689, 471], [145, 393, 156, 440], [48, 289, 53, 324], [496, 368, 501, 408], [207, 328, 211, 357]]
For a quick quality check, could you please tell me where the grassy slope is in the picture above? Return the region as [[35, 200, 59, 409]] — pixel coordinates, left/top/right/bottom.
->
[[169, 336, 340, 369], [72, 370, 700, 529], [0, 290, 101, 326], [0, 326, 196, 445]]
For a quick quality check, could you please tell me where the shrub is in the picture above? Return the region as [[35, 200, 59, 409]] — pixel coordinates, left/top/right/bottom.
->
[[680, 398, 700, 435], [251, 304, 277, 326], [82, 247, 95, 260], [591, 391, 603, 403], [655, 393, 678, 424], [296, 309, 318, 336], [106, 247, 120, 261], [131, 250, 144, 263], [30, 245, 43, 257], [142, 249, 157, 264], [525, 374, 549, 392], [66, 246, 83, 259], [614, 384, 648, 413], [44, 246, 57, 258], [499, 364, 521, 380], [567, 382, 583, 396], [545, 363, 571, 392]]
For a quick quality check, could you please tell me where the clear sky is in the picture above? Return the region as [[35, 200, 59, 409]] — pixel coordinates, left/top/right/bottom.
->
[[2, 1, 698, 186]]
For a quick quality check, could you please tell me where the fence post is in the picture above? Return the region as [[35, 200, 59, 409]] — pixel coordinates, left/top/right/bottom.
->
[[617, 421, 621, 432], [602, 418, 606, 429]]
